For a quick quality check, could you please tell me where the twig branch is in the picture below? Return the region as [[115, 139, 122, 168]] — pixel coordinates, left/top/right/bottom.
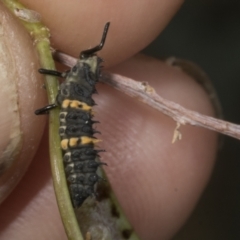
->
[[53, 51, 240, 140]]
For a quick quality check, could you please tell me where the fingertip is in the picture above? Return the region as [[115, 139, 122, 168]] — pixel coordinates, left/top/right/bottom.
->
[[97, 54, 218, 239], [0, 2, 47, 205], [21, 0, 184, 67]]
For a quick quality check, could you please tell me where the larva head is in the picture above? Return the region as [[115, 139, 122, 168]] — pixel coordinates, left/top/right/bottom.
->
[[66, 22, 110, 85], [67, 56, 102, 86]]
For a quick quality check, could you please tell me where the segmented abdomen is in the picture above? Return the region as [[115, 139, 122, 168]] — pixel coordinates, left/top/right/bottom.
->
[[58, 81, 101, 208]]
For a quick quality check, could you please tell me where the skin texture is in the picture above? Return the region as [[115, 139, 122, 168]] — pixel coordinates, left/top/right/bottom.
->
[[0, 0, 218, 240], [0, 2, 46, 206]]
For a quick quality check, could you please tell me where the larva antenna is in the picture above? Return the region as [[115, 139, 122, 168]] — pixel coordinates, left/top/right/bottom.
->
[[80, 22, 110, 59]]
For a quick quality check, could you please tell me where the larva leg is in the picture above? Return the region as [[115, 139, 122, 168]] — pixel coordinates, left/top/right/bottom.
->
[[35, 103, 57, 115], [35, 68, 66, 115], [38, 68, 68, 77]]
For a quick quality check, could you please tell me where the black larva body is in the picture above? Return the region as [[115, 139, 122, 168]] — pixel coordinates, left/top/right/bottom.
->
[[58, 58, 102, 208], [36, 23, 110, 208]]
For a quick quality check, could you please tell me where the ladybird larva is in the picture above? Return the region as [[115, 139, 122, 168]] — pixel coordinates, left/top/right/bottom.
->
[[36, 22, 110, 208]]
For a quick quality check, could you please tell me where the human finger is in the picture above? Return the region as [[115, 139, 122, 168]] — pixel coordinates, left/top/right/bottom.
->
[[97, 54, 218, 239], [21, 0, 184, 67]]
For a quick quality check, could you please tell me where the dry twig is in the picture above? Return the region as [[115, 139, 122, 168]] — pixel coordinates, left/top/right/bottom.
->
[[53, 51, 240, 141]]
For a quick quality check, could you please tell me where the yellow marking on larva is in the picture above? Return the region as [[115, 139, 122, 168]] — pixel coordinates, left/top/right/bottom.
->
[[69, 138, 79, 147], [70, 101, 92, 111], [69, 100, 81, 108], [61, 137, 101, 150], [62, 99, 92, 111], [80, 102, 92, 111], [61, 139, 69, 150], [81, 136, 101, 145], [62, 99, 71, 108]]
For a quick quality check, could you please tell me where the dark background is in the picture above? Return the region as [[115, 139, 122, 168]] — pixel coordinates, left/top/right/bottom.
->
[[143, 1, 240, 239]]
